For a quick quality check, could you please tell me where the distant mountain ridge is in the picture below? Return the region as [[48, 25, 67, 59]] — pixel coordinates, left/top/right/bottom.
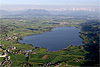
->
[[0, 9, 51, 16], [0, 10, 10, 16], [23, 9, 50, 15], [0, 9, 99, 19]]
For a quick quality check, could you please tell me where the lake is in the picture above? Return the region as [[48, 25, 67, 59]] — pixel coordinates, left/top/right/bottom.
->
[[19, 26, 83, 51]]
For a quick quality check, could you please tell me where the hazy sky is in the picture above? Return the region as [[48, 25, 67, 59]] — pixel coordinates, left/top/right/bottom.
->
[[0, 0, 99, 10]]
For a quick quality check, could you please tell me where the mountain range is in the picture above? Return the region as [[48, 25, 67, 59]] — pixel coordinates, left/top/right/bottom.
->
[[0, 9, 99, 18]]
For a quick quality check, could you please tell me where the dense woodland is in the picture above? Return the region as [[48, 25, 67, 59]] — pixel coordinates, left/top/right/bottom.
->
[[79, 20, 99, 66]]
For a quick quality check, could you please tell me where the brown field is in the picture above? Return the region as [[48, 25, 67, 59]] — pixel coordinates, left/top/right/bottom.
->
[[42, 55, 49, 59], [13, 33, 18, 35]]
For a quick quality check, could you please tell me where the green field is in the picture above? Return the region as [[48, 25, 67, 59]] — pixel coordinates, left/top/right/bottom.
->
[[0, 17, 99, 66]]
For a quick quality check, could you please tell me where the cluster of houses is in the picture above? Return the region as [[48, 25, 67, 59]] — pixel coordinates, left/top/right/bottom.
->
[[0, 48, 7, 58], [38, 58, 85, 67], [8, 50, 23, 54], [0, 56, 12, 66], [0, 45, 34, 65], [8, 49, 33, 57], [73, 60, 80, 62], [0, 52, 7, 57], [25, 53, 29, 57], [11, 46, 17, 50], [0, 46, 10, 66], [15, 49, 32, 54], [0, 36, 18, 41], [39, 62, 62, 67], [15, 50, 22, 54]]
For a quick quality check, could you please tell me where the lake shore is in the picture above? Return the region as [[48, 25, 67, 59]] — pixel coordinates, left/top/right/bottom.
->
[[18, 26, 84, 52]]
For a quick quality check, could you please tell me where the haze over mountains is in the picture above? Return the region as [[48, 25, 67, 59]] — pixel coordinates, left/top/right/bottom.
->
[[0, 8, 99, 19], [0, 10, 11, 16], [0, 9, 50, 16]]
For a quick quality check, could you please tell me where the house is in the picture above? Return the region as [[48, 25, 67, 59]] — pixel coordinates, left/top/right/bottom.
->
[[8, 37, 12, 40], [32, 52, 36, 54], [25, 53, 28, 57], [0, 53, 7, 57], [24, 49, 32, 53], [79, 57, 85, 60], [73, 60, 80, 62], [15, 50, 22, 54], [0, 48, 2, 51], [8, 56, 10, 60], [3, 38, 8, 40], [18, 51, 21, 54], [7, 49, 10, 52], [11, 46, 17, 50], [12, 36, 17, 39]]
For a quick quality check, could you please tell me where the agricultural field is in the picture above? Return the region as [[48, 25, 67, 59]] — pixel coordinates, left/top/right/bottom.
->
[[0, 17, 99, 66]]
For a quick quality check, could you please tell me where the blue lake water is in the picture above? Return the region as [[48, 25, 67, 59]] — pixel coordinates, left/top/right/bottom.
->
[[19, 26, 83, 51]]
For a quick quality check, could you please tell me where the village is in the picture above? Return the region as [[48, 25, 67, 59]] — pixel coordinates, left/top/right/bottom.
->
[[0, 43, 34, 66], [0, 35, 18, 41], [0, 15, 96, 66], [0, 39, 85, 67], [0, 35, 85, 66]]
